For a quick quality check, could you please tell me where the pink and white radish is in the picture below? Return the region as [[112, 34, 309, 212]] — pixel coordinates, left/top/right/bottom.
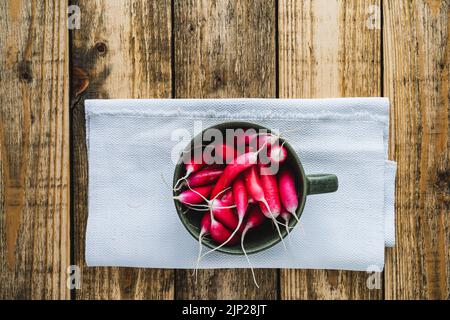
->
[[278, 167, 300, 222], [173, 184, 213, 205], [220, 190, 234, 206], [210, 151, 259, 199], [174, 152, 206, 190], [257, 165, 286, 250], [210, 199, 239, 230], [258, 167, 281, 218], [178, 165, 224, 188], [243, 166, 286, 250], [233, 176, 249, 219], [202, 176, 249, 255], [210, 220, 240, 246], [244, 166, 279, 219], [267, 144, 287, 165], [243, 166, 264, 202]]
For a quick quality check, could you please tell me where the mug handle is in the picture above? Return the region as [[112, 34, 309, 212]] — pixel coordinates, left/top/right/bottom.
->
[[306, 174, 339, 195]]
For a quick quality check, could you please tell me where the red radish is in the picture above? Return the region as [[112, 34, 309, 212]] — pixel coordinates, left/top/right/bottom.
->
[[210, 220, 240, 246], [244, 166, 268, 211], [194, 213, 211, 281], [180, 165, 223, 188], [243, 205, 266, 230], [174, 152, 206, 190], [202, 176, 249, 255], [210, 151, 258, 199], [173, 185, 213, 205], [258, 167, 281, 218], [240, 205, 266, 288], [178, 180, 239, 235], [244, 166, 286, 250], [179, 179, 235, 216], [184, 146, 207, 173], [258, 165, 286, 250], [221, 190, 234, 206], [200, 212, 212, 233], [278, 167, 300, 222], [244, 166, 275, 219], [210, 199, 239, 230], [267, 144, 287, 165], [213, 143, 236, 164], [233, 177, 248, 219], [185, 161, 205, 175]]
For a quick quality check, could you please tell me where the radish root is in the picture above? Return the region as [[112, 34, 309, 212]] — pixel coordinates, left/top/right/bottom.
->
[[290, 210, 301, 223], [270, 213, 286, 251], [260, 198, 287, 251], [184, 204, 210, 211], [173, 168, 193, 191], [282, 216, 293, 247], [273, 219, 295, 229], [241, 227, 260, 288], [193, 232, 205, 282]]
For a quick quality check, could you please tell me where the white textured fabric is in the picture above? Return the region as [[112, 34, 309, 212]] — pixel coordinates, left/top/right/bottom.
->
[[384, 161, 397, 248], [85, 98, 396, 271]]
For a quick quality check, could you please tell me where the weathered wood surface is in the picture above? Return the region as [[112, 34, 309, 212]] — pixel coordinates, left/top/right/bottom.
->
[[279, 0, 382, 299], [173, 0, 279, 299], [0, 0, 449, 300], [0, 0, 70, 299], [383, 0, 449, 300], [71, 0, 174, 299]]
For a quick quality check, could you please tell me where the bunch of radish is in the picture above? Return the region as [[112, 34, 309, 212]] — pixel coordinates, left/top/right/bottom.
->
[[173, 130, 300, 287]]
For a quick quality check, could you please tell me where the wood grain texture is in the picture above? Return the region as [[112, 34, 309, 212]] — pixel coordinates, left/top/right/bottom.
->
[[174, 0, 278, 299], [0, 0, 447, 301], [279, 0, 383, 299], [0, 0, 70, 299], [71, 0, 174, 299], [384, 0, 449, 300]]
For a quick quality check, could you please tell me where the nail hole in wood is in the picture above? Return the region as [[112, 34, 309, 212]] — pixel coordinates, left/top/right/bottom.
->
[[214, 75, 222, 87], [95, 42, 108, 56], [18, 62, 33, 83]]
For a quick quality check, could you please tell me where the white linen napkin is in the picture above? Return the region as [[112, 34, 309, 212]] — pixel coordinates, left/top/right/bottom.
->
[[85, 98, 396, 271]]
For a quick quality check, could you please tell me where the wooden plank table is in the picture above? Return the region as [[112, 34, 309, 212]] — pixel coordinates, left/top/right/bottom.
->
[[0, 0, 448, 300]]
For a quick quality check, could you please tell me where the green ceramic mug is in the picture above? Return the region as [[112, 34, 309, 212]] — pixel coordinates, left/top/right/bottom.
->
[[173, 122, 338, 255]]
